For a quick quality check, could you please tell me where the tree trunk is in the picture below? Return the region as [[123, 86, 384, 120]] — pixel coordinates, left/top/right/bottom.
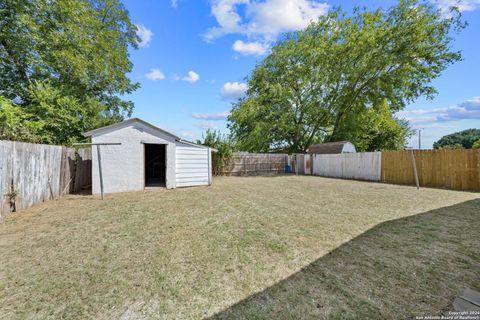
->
[[329, 112, 344, 142]]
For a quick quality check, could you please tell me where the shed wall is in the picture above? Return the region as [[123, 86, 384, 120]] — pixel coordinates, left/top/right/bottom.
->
[[91, 121, 176, 194], [175, 143, 210, 187]]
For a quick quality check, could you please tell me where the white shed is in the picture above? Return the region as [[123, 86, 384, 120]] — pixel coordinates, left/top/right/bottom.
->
[[83, 118, 215, 194], [307, 141, 357, 154]]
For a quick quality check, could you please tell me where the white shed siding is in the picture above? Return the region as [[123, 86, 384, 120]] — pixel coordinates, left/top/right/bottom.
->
[[91, 121, 177, 194], [175, 144, 210, 187]]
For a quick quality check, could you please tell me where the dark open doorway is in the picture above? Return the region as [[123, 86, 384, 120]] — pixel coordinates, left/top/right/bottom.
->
[[144, 144, 166, 187]]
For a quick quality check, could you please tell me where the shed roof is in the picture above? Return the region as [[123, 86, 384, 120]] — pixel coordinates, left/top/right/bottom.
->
[[83, 118, 181, 140], [83, 118, 216, 151], [308, 141, 352, 154]]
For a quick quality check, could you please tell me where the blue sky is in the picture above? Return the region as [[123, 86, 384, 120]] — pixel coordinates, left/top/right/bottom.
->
[[123, 0, 480, 149]]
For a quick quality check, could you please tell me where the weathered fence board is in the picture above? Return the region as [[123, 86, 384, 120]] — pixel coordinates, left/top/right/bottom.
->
[[60, 147, 76, 195], [219, 153, 288, 176], [0, 142, 14, 215], [14, 142, 63, 210], [382, 149, 480, 191], [0, 141, 92, 216], [312, 152, 382, 181]]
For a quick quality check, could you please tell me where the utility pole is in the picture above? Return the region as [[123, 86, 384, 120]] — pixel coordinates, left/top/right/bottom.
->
[[418, 128, 424, 150]]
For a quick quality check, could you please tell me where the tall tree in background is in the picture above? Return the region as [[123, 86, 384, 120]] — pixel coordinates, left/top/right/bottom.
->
[[229, 0, 463, 153], [333, 102, 413, 152], [0, 0, 139, 144], [433, 129, 480, 149]]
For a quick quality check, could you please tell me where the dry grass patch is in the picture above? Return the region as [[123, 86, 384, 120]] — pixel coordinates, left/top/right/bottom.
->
[[0, 176, 478, 319]]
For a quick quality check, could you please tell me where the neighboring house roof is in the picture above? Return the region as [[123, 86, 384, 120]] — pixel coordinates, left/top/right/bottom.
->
[[83, 118, 216, 151], [308, 141, 355, 154]]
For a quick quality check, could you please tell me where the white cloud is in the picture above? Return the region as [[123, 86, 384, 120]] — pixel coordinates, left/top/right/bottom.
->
[[145, 68, 165, 81], [233, 40, 268, 55], [205, 0, 248, 41], [403, 117, 438, 125], [221, 82, 247, 100], [397, 107, 447, 116], [196, 122, 219, 130], [204, 0, 329, 42], [135, 24, 153, 48], [182, 71, 200, 83], [411, 123, 458, 129], [433, 0, 480, 15], [246, 0, 329, 37], [191, 111, 230, 120], [171, 0, 178, 8], [398, 97, 480, 125], [180, 131, 195, 140], [436, 97, 480, 121]]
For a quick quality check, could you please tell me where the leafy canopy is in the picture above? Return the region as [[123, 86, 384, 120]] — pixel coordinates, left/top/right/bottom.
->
[[433, 129, 480, 149], [0, 0, 139, 144], [228, 0, 463, 153], [333, 102, 413, 152]]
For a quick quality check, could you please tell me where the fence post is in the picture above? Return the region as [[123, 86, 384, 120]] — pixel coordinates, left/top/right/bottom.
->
[[411, 150, 420, 189], [268, 154, 271, 174], [312, 154, 315, 175], [293, 155, 295, 174], [243, 154, 246, 175]]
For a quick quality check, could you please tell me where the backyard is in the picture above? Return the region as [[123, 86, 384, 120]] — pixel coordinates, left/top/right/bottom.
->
[[0, 175, 479, 319]]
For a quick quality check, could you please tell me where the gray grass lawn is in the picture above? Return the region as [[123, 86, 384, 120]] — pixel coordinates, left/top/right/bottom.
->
[[0, 175, 479, 319]]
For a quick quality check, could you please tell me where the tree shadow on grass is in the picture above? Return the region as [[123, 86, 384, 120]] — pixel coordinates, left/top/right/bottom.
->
[[209, 199, 480, 319]]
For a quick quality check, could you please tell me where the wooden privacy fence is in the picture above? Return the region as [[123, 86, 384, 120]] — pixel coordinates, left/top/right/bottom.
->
[[0, 140, 92, 216], [382, 149, 480, 191], [219, 153, 288, 176], [305, 149, 479, 191], [312, 152, 382, 181]]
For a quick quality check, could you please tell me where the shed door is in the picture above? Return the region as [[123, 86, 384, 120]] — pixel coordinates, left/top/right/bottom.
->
[[145, 144, 166, 187]]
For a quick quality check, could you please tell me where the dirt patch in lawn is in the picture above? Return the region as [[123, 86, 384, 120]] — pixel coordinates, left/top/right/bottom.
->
[[0, 176, 478, 319]]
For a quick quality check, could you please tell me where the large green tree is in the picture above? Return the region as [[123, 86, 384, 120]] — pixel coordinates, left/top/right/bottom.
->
[[433, 129, 480, 149], [333, 102, 413, 152], [229, 0, 463, 153], [0, 0, 139, 144]]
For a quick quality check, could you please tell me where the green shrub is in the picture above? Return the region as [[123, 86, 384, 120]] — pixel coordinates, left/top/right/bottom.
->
[[197, 129, 235, 175], [472, 140, 480, 149]]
